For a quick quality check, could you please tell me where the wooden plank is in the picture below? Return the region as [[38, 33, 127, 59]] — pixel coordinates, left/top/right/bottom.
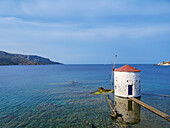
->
[[129, 97, 170, 122]]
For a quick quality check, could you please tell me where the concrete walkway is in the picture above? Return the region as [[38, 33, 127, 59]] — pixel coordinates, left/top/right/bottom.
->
[[129, 97, 170, 122]]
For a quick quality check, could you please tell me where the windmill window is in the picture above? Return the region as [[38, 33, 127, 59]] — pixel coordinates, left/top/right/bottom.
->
[[127, 80, 128, 82]]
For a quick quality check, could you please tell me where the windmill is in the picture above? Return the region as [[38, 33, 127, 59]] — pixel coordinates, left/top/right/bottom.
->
[[110, 54, 117, 86]]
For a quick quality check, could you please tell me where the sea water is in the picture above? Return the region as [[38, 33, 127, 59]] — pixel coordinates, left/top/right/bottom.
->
[[0, 64, 169, 128]]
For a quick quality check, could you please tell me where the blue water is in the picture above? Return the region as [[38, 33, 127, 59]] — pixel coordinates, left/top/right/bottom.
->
[[0, 64, 169, 128]]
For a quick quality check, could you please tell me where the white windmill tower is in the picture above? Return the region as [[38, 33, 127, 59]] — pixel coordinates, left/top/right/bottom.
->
[[109, 55, 141, 98], [114, 65, 141, 97]]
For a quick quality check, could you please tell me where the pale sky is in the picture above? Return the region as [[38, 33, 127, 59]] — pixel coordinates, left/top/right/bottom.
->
[[0, 0, 170, 64]]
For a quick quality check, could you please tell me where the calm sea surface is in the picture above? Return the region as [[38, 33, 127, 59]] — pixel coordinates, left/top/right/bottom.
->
[[0, 64, 169, 128]]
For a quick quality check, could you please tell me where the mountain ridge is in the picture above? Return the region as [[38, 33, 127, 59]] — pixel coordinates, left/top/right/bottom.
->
[[0, 51, 63, 65]]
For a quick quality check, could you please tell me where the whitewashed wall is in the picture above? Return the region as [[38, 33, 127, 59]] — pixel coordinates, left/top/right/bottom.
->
[[114, 71, 141, 97]]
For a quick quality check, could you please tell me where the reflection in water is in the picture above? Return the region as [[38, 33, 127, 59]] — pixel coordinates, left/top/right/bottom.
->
[[114, 96, 141, 125], [104, 94, 141, 127], [93, 90, 141, 127]]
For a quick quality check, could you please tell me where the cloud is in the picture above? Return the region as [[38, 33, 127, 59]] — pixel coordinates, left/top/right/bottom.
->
[[0, 0, 170, 23], [0, 16, 170, 44]]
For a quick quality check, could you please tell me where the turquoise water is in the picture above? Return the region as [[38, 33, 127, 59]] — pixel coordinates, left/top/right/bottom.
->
[[0, 64, 169, 128]]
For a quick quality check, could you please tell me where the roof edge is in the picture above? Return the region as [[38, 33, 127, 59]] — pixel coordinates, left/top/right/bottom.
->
[[114, 65, 141, 72]]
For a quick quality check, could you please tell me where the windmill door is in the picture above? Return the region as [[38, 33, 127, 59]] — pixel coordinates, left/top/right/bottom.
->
[[128, 85, 133, 95]]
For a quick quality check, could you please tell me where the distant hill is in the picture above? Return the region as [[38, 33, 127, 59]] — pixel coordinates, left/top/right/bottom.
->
[[0, 51, 63, 65]]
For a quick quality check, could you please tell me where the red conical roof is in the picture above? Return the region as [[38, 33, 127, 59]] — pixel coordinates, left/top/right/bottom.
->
[[114, 65, 141, 72]]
